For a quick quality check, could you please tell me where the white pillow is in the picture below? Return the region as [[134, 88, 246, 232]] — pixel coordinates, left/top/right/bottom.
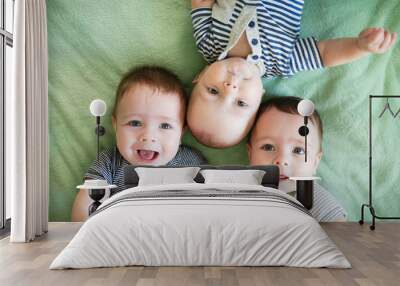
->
[[200, 169, 266, 185], [135, 167, 200, 186]]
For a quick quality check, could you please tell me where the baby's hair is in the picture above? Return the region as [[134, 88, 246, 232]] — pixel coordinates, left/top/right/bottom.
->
[[248, 96, 323, 149], [112, 65, 187, 119]]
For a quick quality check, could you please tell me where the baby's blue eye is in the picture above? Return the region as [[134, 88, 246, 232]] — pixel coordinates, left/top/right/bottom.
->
[[207, 87, 219, 95], [160, 123, 172, 130], [261, 144, 275, 151], [237, 100, 248, 107], [293, 147, 305, 155], [128, 120, 141, 127]]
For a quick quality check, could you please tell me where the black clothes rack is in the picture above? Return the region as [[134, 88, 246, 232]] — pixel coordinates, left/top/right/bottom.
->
[[359, 95, 400, 230]]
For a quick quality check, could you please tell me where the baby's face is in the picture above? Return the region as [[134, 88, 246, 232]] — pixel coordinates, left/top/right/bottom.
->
[[188, 58, 264, 147], [248, 107, 322, 180], [112, 84, 184, 166]]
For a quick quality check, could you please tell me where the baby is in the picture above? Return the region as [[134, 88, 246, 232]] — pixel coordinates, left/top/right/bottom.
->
[[247, 96, 347, 222], [188, 0, 397, 148], [71, 66, 207, 221]]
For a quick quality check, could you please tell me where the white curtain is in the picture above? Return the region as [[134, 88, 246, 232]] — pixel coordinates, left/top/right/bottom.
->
[[7, 0, 49, 242]]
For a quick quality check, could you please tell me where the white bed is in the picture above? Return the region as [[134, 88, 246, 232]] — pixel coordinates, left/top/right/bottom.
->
[[50, 183, 351, 269]]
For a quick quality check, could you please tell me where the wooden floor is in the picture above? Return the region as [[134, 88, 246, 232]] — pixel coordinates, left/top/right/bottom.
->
[[0, 222, 399, 286]]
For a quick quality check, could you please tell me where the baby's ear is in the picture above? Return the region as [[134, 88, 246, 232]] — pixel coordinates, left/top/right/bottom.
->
[[179, 124, 187, 143], [246, 143, 252, 161], [192, 74, 200, 84], [192, 65, 209, 84], [313, 151, 323, 173], [112, 116, 117, 131]]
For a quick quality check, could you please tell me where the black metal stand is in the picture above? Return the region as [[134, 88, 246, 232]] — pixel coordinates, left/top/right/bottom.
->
[[359, 95, 400, 230], [88, 189, 105, 215], [296, 180, 314, 210], [95, 116, 106, 161]]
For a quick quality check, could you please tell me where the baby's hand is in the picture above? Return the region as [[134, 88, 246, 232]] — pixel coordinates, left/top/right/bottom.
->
[[192, 0, 215, 9], [357, 27, 397, 54]]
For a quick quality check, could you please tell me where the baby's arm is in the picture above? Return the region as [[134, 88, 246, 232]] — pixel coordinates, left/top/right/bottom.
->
[[71, 187, 92, 222], [317, 28, 397, 67], [191, 0, 215, 9], [190, 0, 220, 63]]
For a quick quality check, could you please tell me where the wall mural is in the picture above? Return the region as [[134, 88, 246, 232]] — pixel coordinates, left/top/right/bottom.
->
[[47, 0, 400, 222]]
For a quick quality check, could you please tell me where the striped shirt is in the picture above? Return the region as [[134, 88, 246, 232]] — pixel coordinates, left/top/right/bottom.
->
[[279, 180, 347, 222], [85, 145, 208, 196], [309, 184, 347, 222], [191, 0, 324, 78]]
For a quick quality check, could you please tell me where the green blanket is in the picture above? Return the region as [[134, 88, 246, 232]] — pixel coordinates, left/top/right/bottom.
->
[[47, 0, 400, 221]]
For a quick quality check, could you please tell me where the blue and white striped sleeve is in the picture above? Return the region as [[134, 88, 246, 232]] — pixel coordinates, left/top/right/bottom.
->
[[310, 184, 348, 222], [190, 7, 219, 63], [167, 145, 208, 167], [288, 36, 324, 74], [85, 148, 114, 184]]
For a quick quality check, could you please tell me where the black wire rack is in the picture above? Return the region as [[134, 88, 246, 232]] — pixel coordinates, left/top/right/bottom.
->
[[359, 95, 400, 230]]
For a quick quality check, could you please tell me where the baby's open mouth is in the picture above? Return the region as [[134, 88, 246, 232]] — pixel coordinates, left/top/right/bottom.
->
[[280, 175, 289, 180], [137, 150, 159, 161]]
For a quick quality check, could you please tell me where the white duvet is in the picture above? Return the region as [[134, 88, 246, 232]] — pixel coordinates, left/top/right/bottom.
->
[[50, 183, 351, 269]]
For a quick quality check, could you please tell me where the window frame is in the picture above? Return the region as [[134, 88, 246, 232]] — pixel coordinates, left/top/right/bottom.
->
[[1, 0, 14, 232]]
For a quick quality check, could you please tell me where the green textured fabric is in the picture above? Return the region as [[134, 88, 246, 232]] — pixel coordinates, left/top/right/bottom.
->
[[47, 0, 400, 221]]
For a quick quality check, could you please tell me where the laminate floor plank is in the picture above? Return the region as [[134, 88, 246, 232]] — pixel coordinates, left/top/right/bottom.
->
[[0, 222, 399, 286]]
